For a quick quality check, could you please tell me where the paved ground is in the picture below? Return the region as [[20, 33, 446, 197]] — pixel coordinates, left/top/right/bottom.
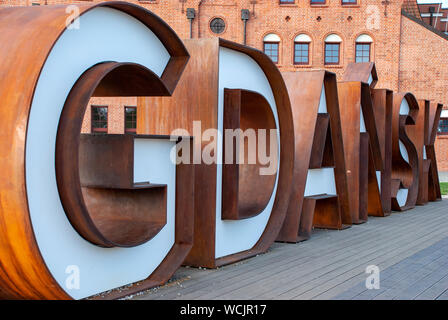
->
[[439, 171, 448, 183], [129, 200, 448, 300]]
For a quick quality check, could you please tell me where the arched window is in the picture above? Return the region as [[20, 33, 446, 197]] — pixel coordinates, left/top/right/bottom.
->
[[355, 34, 373, 63], [263, 33, 280, 63], [294, 34, 311, 65], [324, 34, 342, 65]]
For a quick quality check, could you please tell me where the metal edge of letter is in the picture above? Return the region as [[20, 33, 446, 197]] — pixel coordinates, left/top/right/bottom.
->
[[337, 81, 384, 224], [426, 102, 443, 201]]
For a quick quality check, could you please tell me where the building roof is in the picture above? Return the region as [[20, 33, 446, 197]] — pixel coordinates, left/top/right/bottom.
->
[[403, 0, 423, 19], [402, 8, 448, 40]]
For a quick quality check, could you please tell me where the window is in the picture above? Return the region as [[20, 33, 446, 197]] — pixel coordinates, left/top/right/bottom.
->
[[91, 106, 108, 133], [342, 0, 357, 4], [279, 0, 295, 3], [325, 43, 340, 64], [264, 42, 279, 63], [125, 106, 137, 134], [263, 34, 280, 63], [294, 34, 311, 65], [355, 34, 373, 63], [438, 118, 448, 135], [324, 34, 342, 65], [310, 0, 326, 4], [210, 18, 226, 34], [355, 43, 371, 62]]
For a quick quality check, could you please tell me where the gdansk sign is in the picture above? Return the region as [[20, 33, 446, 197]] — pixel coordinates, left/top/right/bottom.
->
[[0, 2, 442, 299]]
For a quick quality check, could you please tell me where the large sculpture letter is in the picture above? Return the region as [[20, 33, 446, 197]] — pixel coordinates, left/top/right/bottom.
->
[[276, 71, 351, 242], [342, 62, 386, 219], [138, 38, 294, 267], [425, 102, 443, 201], [391, 92, 420, 211], [0, 3, 192, 299], [371, 88, 394, 214], [338, 81, 383, 223]]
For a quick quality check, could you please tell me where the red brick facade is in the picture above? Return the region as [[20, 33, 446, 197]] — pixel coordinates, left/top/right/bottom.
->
[[399, 13, 448, 112], [82, 97, 137, 134], [436, 136, 448, 170], [1, 0, 448, 169]]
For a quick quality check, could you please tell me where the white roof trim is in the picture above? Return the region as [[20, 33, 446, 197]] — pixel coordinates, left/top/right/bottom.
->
[[416, 0, 448, 10], [294, 34, 312, 42], [356, 34, 373, 43], [264, 33, 281, 42], [325, 34, 342, 43]]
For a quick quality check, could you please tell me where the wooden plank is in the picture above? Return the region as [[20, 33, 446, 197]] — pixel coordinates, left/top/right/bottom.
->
[[145, 209, 446, 299], [225, 214, 448, 300], [145, 211, 440, 300], [131, 201, 448, 300]]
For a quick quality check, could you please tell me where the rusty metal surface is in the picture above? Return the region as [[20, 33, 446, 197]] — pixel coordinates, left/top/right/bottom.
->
[[0, 4, 444, 299], [338, 81, 384, 223], [407, 100, 430, 205], [309, 114, 334, 169], [55, 62, 172, 248], [343, 62, 378, 89], [391, 92, 420, 211], [138, 39, 220, 268], [371, 89, 394, 214], [138, 38, 294, 268], [56, 62, 194, 297], [426, 102, 443, 201], [222, 89, 277, 220], [342, 63, 392, 214], [276, 71, 351, 243], [0, 3, 189, 299]]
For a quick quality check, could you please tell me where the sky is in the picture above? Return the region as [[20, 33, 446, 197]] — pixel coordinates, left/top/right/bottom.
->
[[417, 0, 448, 9]]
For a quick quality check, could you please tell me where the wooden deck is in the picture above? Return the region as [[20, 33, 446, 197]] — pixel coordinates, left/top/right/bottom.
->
[[129, 199, 448, 300]]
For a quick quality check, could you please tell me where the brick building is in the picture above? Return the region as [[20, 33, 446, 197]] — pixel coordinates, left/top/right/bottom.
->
[[1, 0, 448, 170]]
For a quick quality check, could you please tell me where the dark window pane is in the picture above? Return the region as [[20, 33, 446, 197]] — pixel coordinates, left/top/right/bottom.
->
[[438, 118, 448, 134], [342, 0, 357, 4], [91, 106, 108, 133], [311, 0, 326, 3], [125, 106, 137, 133], [280, 0, 295, 3]]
